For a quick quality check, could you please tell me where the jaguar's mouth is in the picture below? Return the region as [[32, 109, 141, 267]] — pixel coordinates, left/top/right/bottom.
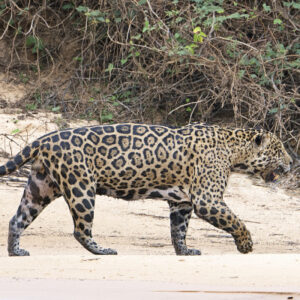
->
[[263, 166, 286, 183]]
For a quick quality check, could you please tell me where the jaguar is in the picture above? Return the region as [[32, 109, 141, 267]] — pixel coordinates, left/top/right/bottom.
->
[[0, 123, 292, 256]]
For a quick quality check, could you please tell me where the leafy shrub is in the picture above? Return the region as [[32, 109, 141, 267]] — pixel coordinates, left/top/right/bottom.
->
[[0, 0, 299, 159]]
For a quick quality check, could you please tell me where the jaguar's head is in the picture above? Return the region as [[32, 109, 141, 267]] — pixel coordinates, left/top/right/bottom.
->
[[234, 131, 293, 183]]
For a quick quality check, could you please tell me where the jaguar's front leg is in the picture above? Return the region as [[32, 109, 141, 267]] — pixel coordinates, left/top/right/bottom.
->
[[190, 168, 253, 254], [168, 201, 201, 255], [192, 194, 253, 254]]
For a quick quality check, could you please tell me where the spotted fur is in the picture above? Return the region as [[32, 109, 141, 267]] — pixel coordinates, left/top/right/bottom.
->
[[1, 123, 292, 256]]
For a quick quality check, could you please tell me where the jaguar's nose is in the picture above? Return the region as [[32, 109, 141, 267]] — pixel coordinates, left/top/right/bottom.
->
[[287, 155, 293, 171], [285, 159, 293, 173]]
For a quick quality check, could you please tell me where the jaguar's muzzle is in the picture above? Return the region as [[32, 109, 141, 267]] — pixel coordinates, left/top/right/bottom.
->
[[264, 165, 290, 183]]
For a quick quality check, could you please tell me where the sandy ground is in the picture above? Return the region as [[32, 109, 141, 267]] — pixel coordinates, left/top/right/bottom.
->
[[0, 83, 299, 299]]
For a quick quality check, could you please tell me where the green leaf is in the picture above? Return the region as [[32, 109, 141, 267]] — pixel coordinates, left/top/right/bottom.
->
[[193, 27, 207, 43], [284, 2, 300, 9], [96, 16, 105, 22], [132, 34, 141, 40], [142, 20, 149, 32], [238, 69, 245, 79], [26, 103, 37, 111], [273, 18, 282, 25], [174, 32, 181, 40], [101, 112, 113, 122], [11, 128, 20, 135], [283, 2, 291, 7], [121, 58, 128, 65], [62, 3, 74, 10], [51, 106, 60, 112], [76, 6, 88, 13], [105, 63, 114, 73], [249, 57, 259, 65], [287, 60, 300, 68], [138, 0, 147, 5], [185, 44, 197, 55], [228, 12, 249, 19], [73, 56, 82, 62], [292, 3, 300, 9], [193, 27, 202, 33], [86, 10, 101, 17], [26, 36, 44, 53], [268, 108, 278, 114], [25, 36, 36, 47], [263, 3, 271, 12]]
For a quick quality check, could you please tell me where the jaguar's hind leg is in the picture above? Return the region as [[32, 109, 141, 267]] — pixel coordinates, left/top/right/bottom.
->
[[8, 164, 61, 256], [168, 201, 201, 255], [63, 182, 117, 255]]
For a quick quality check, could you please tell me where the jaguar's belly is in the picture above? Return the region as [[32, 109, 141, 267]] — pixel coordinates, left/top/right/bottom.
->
[[96, 184, 189, 202]]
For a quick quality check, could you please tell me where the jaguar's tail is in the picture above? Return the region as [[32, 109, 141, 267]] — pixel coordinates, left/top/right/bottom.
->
[[0, 140, 41, 176]]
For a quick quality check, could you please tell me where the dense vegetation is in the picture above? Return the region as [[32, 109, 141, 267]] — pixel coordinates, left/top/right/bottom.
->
[[0, 1, 299, 157]]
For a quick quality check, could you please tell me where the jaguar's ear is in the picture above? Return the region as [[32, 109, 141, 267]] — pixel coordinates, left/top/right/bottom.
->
[[254, 133, 268, 148]]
